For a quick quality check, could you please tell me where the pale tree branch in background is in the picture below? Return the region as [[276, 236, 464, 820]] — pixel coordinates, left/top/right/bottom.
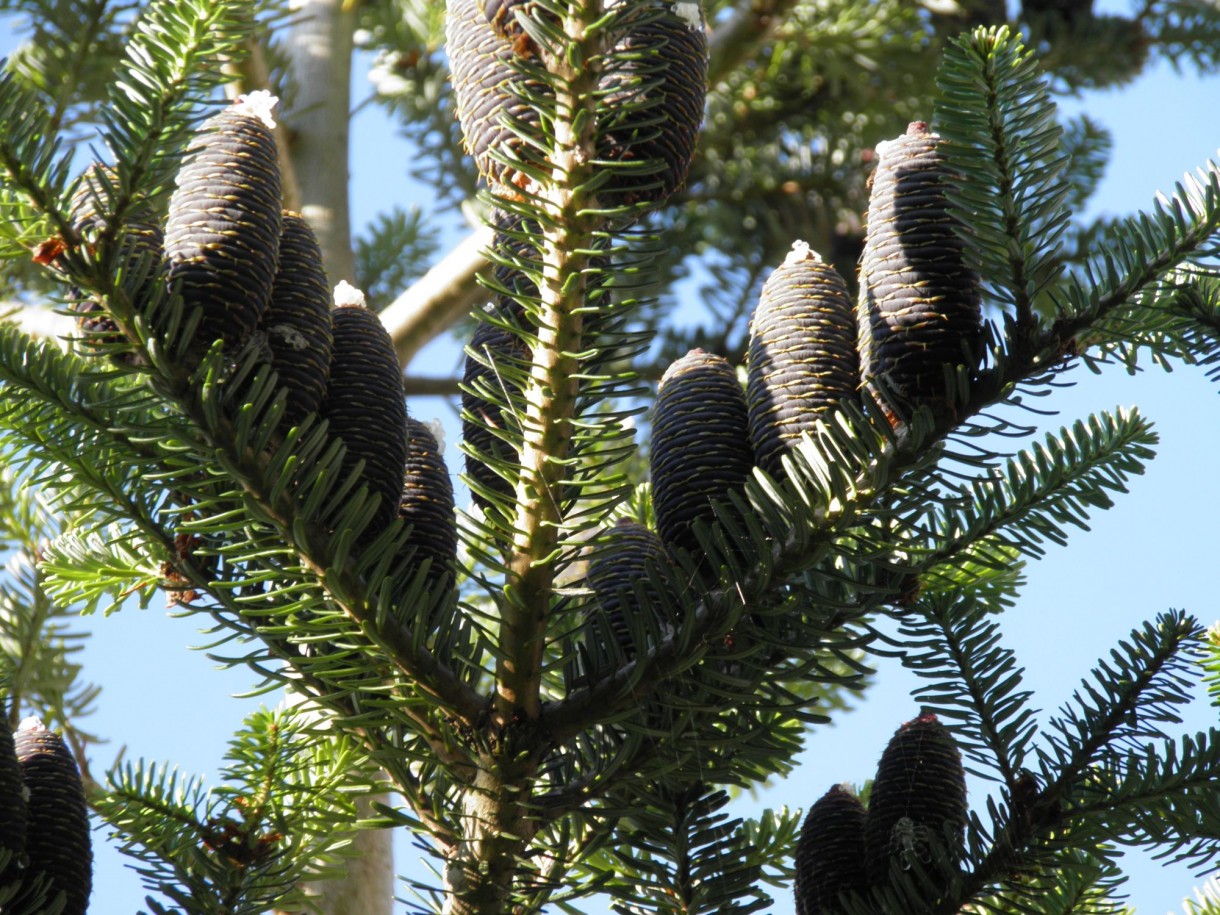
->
[[282, 0, 357, 287], [380, 0, 801, 369], [383, 222, 496, 368]]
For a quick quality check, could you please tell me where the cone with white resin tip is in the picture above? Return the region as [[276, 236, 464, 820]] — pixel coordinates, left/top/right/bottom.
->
[[164, 91, 282, 355], [794, 784, 868, 915], [650, 349, 754, 568], [15, 718, 92, 915], [262, 211, 334, 428], [746, 241, 859, 478], [857, 121, 982, 426], [319, 282, 409, 543], [864, 711, 968, 891]]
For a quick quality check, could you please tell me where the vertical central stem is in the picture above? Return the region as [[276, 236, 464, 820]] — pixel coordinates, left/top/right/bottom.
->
[[497, 1, 603, 725], [445, 4, 606, 912]]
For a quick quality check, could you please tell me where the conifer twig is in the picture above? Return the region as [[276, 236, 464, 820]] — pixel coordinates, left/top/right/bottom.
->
[[379, 0, 802, 366]]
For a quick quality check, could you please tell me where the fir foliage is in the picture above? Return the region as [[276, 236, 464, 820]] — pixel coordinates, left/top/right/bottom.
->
[[0, 2, 1219, 913]]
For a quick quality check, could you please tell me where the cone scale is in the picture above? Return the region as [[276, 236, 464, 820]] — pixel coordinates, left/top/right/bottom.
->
[[164, 92, 283, 354], [746, 241, 859, 478], [857, 121, 982, 425]]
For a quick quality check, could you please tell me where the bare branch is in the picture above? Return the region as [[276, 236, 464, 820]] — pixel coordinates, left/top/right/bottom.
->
[[381, 223, 495, 368]]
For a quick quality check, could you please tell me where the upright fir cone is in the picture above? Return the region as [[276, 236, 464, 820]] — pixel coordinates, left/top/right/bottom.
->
[[746, 241, 859, 478], [794, 784, 868, 915], [597, 2, 708, 206], [397, 417, 458, 596], [445, 0, 707, 207], [319, 282, 410, 543], [0, 711, 27, 881], [446, 0, 545, 187], [864, 711, 968, 892], [261, 211, 334, 428], [857, 121, 982, 427], [15, 719, 92, 915], [164, 92, 282, 355], [461, 296, 530, 520], [650, 349, 754, 567], [68, 163, 164, 361], [584, 519, 672, 667]]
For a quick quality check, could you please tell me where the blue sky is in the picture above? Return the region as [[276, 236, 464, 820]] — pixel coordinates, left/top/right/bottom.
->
[[5, 3, 1220, 913]]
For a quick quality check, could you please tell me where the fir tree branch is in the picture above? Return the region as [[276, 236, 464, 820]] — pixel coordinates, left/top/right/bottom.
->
[[380, 0, 805, 365], [922, 408, 1157, 575], [939, 611, 1207, 911], [893, 596, 1037, 788], [936, 26, 1071, 336]]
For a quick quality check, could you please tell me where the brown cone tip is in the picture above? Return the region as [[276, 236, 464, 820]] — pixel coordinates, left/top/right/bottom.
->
[[15, 718, 92, 915], [794, 783, 868, 915], [863, 712, 967, 888]]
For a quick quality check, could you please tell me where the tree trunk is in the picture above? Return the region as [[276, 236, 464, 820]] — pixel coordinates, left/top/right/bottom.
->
[[283, 0, 357, 287]]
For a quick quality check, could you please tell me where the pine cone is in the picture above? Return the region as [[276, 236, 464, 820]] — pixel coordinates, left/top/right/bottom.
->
[[15, 719, 92, 915], [446, 0, 707, 207], [650, 349, 754, 565], [596, 5, 708, 206], [586, 518, 671, 661], [746, 241, 859, 478], [262, 211, 334, 428], [461, 295, 530, 518], [857, 121, 981, 426], [446, 0, 544, 186], [794, 784, 868, 915], [164, 92, 282, 355], [319, 283, 409, 543], [68, 163, 164, 361], [398, 416, 458, 594], [0, 711, 27, 882], [864, 711, 967, 890]]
